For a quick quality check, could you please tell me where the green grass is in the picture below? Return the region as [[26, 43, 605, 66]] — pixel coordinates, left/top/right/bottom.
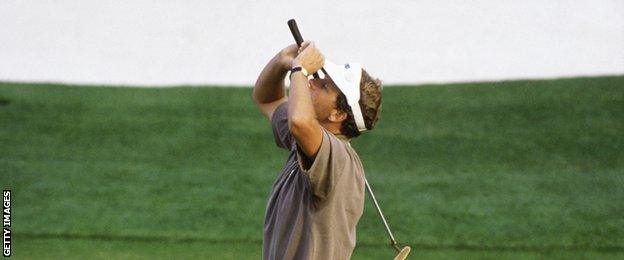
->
[[15, 237, 624, 260], [1, 75, 623, 259]]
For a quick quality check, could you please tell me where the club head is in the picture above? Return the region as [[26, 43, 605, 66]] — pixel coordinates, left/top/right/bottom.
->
[[393, 246, 411, 260]]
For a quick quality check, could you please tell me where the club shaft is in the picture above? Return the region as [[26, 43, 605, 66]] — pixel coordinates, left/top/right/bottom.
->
[[364, 178, 400, 251]]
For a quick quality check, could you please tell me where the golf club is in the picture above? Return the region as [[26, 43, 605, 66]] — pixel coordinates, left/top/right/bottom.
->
[[287, 18, 411, 260], [365, 179, 411, 260]]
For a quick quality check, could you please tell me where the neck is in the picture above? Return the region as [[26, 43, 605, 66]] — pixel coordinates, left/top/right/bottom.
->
[[320, 122, 349, 141]]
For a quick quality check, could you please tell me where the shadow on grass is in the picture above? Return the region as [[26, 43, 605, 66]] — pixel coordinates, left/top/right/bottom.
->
[[0, 97, 10, 106]]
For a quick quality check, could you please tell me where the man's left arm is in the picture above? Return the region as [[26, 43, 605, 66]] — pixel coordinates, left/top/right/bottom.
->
[[288, 41, 324, 158]]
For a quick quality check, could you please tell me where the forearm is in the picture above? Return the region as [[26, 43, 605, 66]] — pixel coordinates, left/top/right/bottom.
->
[[253, 53, 288, 104], [288, 73, 317, 127], [283, 40, 324, 157]]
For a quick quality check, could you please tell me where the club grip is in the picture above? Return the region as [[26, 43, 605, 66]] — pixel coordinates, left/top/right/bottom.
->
[[287, 19, 304, 47], [287, 19, 320, 78]]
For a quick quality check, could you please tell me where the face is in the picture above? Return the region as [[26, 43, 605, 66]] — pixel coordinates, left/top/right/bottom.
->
[[308, 77, 340, 123]]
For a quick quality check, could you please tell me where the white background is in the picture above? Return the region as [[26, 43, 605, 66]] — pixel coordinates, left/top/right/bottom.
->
[[1, 0, 623, 86]]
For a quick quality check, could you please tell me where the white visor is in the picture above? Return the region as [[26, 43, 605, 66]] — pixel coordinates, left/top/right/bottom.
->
[[322, 60, 367, 132]]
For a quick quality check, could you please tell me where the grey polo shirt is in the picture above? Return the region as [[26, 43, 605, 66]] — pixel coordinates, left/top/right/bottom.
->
[[263, 102, 366, 260]]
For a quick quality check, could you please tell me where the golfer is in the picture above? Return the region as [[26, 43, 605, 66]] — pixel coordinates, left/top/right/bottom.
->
[[253, 41, 382, 259]]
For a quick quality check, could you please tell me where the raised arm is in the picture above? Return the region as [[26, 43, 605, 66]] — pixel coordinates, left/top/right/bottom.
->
[[288, 41, 325, 158], [252, 44, 298, 120]]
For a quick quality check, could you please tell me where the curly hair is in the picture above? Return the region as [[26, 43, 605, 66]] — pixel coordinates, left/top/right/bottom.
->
[[333, 69, 383, 139]]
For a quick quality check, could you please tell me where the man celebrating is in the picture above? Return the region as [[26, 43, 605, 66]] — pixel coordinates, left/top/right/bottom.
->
[[253, 41, 382, 259]]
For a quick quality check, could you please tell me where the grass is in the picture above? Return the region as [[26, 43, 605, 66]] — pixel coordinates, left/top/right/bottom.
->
[[16, 237, 624, 260], [1, 75, 623, 259]]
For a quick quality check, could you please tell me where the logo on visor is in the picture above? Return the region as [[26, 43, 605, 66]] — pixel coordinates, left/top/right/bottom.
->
[[344, 64, 350, 69]]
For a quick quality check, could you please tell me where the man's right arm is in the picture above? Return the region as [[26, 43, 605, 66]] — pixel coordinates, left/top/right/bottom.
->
[[252, 44, 298, 120]]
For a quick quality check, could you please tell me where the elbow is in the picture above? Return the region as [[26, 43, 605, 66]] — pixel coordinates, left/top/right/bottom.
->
[[252, 77, 266, 104], [251, 91, 258, 104], [251, 88, 261, 105]]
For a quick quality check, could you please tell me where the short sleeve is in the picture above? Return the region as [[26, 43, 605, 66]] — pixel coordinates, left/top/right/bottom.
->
[[296, 128, 350, 200], [271, 102, 294, 150]]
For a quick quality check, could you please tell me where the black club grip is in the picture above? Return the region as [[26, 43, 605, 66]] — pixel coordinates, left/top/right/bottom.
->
[[287, 19, 320, 78]]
